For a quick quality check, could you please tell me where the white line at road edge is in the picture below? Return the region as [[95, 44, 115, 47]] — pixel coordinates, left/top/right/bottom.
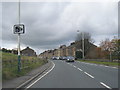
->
[[100, 82, 112, 89], [84, 72, 94, 79], [26, 61, 55, 89]]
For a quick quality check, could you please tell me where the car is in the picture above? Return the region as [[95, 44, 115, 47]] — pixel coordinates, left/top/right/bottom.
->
[[59, 56, 67, 60], [51, 56, 60, 60], [66, 56, 75, 62], [51, 56, 56, 60], [62, 56, 67, 60], [56, 56, 60, 60]]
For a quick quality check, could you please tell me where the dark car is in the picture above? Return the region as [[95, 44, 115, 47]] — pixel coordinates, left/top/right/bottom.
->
[[66, 56, 75, 62], [62, 56, 67, 60]]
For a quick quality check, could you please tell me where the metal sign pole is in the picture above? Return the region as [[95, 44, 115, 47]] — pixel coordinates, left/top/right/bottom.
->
[[13, 0, 25, 72], [18, 33, 21, 72], [18, 0, 21, 72]]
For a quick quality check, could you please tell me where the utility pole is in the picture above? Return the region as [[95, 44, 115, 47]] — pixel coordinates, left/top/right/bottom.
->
[[77, 30, 85, 59], [18, 0, 21, 72], [82, 32, 85, 59]]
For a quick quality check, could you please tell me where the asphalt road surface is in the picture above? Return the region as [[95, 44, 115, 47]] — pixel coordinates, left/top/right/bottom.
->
[[27, 60, 118, 89]]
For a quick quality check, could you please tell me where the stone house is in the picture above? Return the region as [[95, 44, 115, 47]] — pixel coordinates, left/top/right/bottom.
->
[[21, 47, 37, 57], [39, 40, 100, 59]]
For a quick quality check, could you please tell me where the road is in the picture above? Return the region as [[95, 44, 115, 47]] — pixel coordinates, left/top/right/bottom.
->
[[26, 60, 118, 89]]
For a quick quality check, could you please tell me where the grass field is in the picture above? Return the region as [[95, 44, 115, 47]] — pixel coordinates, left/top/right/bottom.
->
[[77, 59, 119, 66], [2, 52, 48, 81]]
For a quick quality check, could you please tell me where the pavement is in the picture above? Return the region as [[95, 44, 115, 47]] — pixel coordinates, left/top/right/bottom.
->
[[2, 60, 53, 89], [25, 60, 119, 89]]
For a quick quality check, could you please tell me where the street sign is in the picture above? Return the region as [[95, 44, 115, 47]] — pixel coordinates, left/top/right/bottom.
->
[[14, 24, 25, 34], [13, 24, 25, 72]]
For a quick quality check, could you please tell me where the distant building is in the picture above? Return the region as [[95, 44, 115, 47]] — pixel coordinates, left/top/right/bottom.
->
[[21, 47, 37, 56], [39, 40, 100, 59], [12, 48, 18, 54]]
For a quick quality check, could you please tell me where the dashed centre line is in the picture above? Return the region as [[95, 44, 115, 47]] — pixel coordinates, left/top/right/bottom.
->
[[84, 72, 94, 79], [66, 62, 113, 89], [77, 68, 83, 71], [100, 82, 112, 89], [73, 65, 77, 68]]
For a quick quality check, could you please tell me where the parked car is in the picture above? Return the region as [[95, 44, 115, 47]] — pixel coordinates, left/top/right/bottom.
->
[[56, 56, 60, 60], [51, 56, 60, 60], [59, 56, 67, 60], [66, 56, 75, 62], [62, 56, 67, 60]]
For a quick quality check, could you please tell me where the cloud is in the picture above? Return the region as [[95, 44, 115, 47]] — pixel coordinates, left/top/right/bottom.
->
[[2, 2, 118, 54]]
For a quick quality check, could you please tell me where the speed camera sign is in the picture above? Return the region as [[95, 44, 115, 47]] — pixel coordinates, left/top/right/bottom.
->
[[14, 24, 25, 34]]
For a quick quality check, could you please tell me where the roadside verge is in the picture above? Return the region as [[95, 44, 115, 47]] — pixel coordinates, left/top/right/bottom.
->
[[2, 60, 53, 89]]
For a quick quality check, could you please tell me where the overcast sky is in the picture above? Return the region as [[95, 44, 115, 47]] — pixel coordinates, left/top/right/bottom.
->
[[1, 1, 118, 54]]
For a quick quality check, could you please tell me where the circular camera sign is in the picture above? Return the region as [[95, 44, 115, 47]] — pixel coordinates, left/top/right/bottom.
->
[[14, 24, 25, 34]]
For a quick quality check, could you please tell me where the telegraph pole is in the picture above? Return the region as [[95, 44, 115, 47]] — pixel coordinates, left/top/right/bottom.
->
[[77, 30, 85, 59], [82, 32, 85, 59]]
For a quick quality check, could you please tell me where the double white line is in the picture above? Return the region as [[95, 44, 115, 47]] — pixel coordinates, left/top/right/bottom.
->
[[26, 61, 55, 89]]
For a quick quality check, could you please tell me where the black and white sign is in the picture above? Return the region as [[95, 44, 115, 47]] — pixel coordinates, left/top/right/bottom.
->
[[14, 24, 25, 34]]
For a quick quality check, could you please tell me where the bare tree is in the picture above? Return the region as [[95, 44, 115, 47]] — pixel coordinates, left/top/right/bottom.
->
[[76, 32, 94, 43], [75, 31, 95, 57]]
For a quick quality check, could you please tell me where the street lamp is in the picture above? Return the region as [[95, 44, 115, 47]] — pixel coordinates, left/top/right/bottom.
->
[[77, 30, 84, 59], [82, 32, 85, 59]]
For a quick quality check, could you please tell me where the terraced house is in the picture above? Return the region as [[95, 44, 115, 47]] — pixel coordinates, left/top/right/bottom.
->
[[39, 40, 98, 59]]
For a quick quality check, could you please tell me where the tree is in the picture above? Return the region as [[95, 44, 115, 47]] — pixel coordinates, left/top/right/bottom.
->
[[76, 32, 94, 43], [99, 38, 120, 61], [75, 32, 95, 57]]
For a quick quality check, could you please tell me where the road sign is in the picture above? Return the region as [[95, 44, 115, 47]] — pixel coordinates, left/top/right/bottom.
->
[[14, 24, 25, 34], [13, 24, 25, 72]]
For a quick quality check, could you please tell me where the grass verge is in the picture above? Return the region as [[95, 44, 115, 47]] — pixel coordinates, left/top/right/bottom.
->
[[77, 59, 119, 67], [2, 52, 48, 81]]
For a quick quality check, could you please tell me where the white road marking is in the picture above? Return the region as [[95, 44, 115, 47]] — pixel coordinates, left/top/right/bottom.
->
[[100, 82, 112, 89], [26, 61, 55, 89], [111, 67, 117, 69], [78, 61, 118, 69], [84, 72, 94, 79], [105, 66, 109, 67], [77, 68, 83, 71], [99, 65, 118, 69], [73, 65, 77, 68]]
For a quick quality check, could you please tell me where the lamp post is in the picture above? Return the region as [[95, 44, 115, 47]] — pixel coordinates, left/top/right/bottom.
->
[[77, 30, 84, 59], [82, 32, 85, 59]]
